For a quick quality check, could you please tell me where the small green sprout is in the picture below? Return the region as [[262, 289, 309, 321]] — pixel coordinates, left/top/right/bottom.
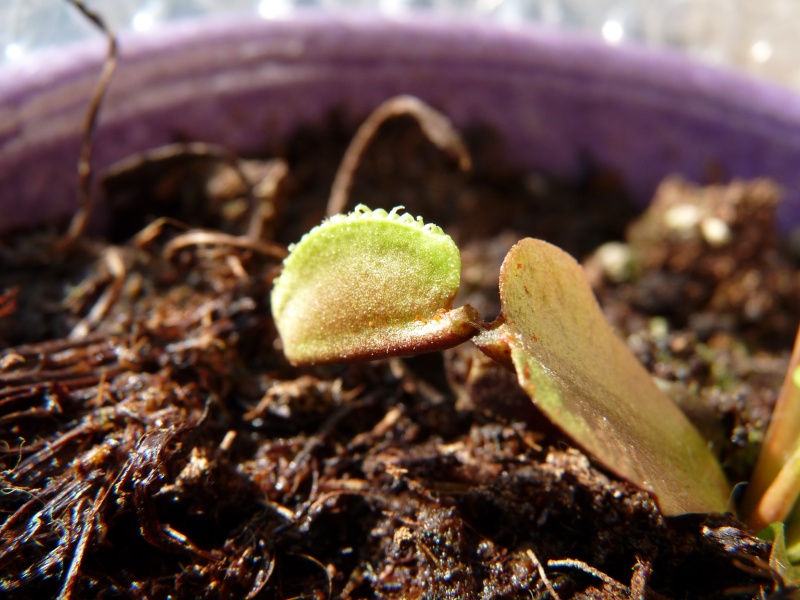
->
[[757, 522, 800, 590], [744, 327, 800, 557], [271, 205, 480, 365], [271, 204, 731, 516], [471, 238, 730, 514]]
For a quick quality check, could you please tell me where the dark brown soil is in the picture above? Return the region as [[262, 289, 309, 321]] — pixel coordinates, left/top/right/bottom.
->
[[1, 115, 799, 599]]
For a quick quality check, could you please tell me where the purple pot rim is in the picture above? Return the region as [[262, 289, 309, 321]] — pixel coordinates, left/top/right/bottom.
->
[[2, 12, 800, 231], [4, 12, 799, 122]]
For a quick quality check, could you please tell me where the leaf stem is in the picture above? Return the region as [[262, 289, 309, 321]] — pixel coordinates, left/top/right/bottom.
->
[[744, 326, 800, 525]]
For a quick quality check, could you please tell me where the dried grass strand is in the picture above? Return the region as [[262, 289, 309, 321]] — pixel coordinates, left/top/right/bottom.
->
[[163, 229, 288, 261], [527, 549, 562, 600], [69, 247, 127, 340], [547, 558, 630, 595], [57, 0, 118, 251]]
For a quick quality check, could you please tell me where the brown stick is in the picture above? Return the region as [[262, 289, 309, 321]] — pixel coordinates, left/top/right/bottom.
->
[[163, 229, 288, 261], [57, 0, 119, 252], [326, 95, 472, 217]]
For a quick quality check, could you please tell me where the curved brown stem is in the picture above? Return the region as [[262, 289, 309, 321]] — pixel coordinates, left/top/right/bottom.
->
[[326, 95, 472, 217]]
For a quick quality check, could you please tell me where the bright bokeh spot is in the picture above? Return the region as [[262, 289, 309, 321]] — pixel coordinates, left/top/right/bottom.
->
[[258, 0, 292, 19], [4, 43, 24, 61], [751, 39, 773, 64], [132, 11, 155, 32], [602, 19, 624, 44]]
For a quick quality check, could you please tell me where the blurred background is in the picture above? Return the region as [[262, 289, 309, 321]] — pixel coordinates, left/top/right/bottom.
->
[[2, 0, 799, 90]]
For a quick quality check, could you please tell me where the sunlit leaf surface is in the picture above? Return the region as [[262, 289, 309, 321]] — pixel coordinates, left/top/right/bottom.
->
[[760, 522, 800, 582], [486, 238, 730, 515], [271, 205, 480, 365]]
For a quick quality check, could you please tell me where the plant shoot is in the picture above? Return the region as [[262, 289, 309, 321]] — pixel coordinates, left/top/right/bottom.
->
[[271, 204, 732, 516]]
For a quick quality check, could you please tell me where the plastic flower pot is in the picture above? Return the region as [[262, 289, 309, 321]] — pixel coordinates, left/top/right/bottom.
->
[[5, 12, 800, 599], [2, 12, 800, 233]]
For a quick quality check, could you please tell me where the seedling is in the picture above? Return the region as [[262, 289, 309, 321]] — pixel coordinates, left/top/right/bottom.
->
[[271, 204, 731, 516], [744, 327, 800, 559], [271, 205, 480, 365], [756, 522, 800, 592]]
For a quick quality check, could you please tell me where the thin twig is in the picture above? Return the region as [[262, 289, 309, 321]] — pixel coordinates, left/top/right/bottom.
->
[[57, 496, 93, 600], [69, 247, 127, 340], [0, 287, 18, 320], [630, 555, 653, 600], [326, 95, 472, 217], [527, 549, 562, 600], [130, 217, 192, 248], [547, 558, 630, 595], [285, 553, 333, 600], [57, 0, 119, 251], [245, 554, 276, 600], [163, 229, 288, 261], [246, 158, 288, 239]]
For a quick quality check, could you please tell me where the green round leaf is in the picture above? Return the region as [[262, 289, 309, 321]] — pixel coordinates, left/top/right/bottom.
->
[[491, 238, 730, 515], [271, 205, 480, 365]]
